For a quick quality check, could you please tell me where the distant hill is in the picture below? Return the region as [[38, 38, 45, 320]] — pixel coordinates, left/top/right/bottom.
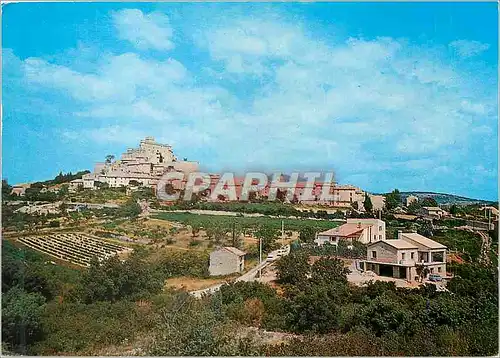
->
[[398, 191, 495, 206]]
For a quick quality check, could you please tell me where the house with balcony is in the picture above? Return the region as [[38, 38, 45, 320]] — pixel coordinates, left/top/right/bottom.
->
[[361, 231, 447, 282], [314, 218, 386, 246]]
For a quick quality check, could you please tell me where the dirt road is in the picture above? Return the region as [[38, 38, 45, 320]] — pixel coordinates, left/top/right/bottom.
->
[[478, 231, 491, 265]]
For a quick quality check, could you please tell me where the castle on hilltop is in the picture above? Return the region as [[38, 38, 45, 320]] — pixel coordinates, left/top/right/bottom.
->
[[71, 137, 198, 190]]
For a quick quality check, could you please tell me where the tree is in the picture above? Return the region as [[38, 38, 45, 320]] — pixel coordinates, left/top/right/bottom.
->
[[255, 225, 279, 253], [191, 224, 201, 238], [275, 251, 310, 286], [94, 181, 109, 189], [129, 180, 142, 187], [417, 219, 434, 237], [364, 194, 373, 213], [206, 223, 228, 246], [333, 210, 345, 219], [2, 179, 12, 200], [149, 296, 258, 356], [230, 222, 243, 248], [360, 293, 414, 336], [415, 263, 430, 282], [2, 287, 46, 353], [299, 226, 316, 243], [58, 184, 69, 197], [105, 154, 115, 164], [217, 194, 226, 202], [48, 220, 60, 228], [316, 210, 328, 219], [118, 199, 141, 218], [287, 285, 341, 333], [164, 183, 177, 196], [310, 257, 350, 284], [80, 253, 163, 303], [276, 189, 287, 203], [407, 201, 422, 214], [421, 197, 438, 207], [385, 189, 401, 210], [449, 204, 459, 216], [248, 191, 257, 202], [240, 298, 265, 327]]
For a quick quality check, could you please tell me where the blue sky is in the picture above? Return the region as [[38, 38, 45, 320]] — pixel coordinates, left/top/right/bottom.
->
[[2, 2, 498, 200]]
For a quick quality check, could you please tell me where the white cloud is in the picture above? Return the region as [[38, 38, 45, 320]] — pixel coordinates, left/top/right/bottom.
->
[[23, 57, 121, 102], [23, 53, 190, 105], [449, 40, 490, 58], [200, 18, 312, 75], [112, 9, 174, 50]]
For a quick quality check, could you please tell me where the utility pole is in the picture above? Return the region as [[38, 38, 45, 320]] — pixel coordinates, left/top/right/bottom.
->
[[488, 208, 491, 230], [281, 220, 285, 247], [259, 237, 263, 278], [232, 222, 235, 246]]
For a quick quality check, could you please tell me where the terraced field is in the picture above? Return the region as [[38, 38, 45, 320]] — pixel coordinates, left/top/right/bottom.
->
[[17, 232, 132, 267]]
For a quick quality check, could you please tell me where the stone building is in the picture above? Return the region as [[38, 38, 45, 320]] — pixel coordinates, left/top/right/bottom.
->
[[209, 247, 246, 276], [69, 179, 84, 192], [10, 183, 31, 196], [421, 206, 449, 219], [82, 137, 198, 189], [367, 194, 386, 211], [406, 195, 418, 207]]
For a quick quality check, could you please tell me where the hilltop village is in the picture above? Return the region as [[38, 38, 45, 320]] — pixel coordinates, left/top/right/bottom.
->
[[64, 137, 385, 211], [2, 137, 498, 356]]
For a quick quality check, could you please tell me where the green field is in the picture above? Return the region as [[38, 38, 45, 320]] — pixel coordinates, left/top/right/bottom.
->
[[153, 212, 340, 232], [432, 229, 483, 262]]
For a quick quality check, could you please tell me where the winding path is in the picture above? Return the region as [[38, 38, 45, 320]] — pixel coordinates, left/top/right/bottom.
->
[[478, 231, 491, 265]]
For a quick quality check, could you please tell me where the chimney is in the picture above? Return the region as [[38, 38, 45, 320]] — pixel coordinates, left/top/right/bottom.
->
[[398, 230, 402, 239]]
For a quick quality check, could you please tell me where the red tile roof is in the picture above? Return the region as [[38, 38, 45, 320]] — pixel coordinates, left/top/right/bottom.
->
[[318, 223, 371, 238]]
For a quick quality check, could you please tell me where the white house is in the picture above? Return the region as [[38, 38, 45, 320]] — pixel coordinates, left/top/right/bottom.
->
[[315, 218, 386, 246], [362, 231, 447, 282]]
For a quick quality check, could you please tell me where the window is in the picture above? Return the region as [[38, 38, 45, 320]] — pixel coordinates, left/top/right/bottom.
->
[[379, 235, 382, 240], [430, 268, 434, 273], [438, 267, 442, 273], [411, 252, 414, 259], [379, 226, 382, 231], [372, 251, 377, 259], [401, 253, 405, 260]]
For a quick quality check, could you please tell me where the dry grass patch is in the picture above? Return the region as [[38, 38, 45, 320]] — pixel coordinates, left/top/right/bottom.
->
[[164, 276, 227, 291], [143, 218, 178, 229]]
